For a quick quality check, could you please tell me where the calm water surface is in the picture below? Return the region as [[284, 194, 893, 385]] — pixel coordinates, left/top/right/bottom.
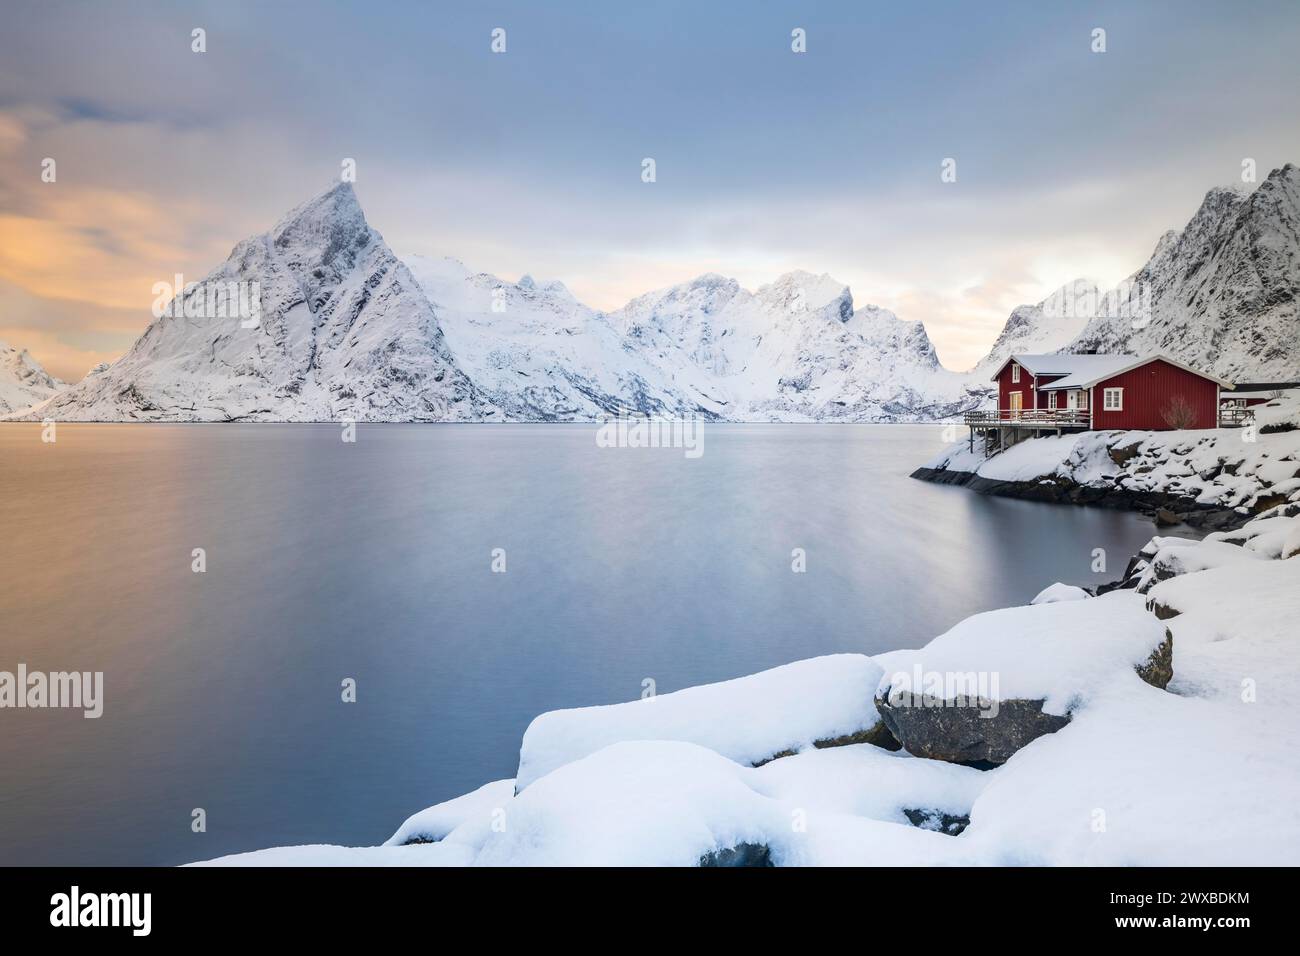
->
[[0, 423, 1163, 865]]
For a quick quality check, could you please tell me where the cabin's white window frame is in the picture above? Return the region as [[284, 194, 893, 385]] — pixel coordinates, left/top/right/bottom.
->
[[1047, 391, 1058, 410], [1077, 389, 1089, 410], [1103, 387, 1123, 411], [1011, 363, 1021, 384]]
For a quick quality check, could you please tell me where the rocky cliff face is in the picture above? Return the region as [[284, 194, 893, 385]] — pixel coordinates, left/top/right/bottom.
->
[[1068, 164, 1300, 381]]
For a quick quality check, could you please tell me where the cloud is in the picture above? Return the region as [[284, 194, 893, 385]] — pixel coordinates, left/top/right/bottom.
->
[[0, 0, 1297, 380]]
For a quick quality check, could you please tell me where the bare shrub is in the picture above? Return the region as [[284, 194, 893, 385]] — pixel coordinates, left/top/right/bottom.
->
[[1161, 394, 1198, 429]]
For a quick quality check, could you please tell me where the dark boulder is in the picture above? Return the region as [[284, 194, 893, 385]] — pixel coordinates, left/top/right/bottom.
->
[[1155, 507, 1181, 526], [903, 809, 970, 836], [698, 843, 773, 867], [874, 692, 1070, 768]]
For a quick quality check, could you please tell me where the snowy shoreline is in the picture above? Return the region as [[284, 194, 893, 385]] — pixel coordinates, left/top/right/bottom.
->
[[193, 458, 1300, 866], [912, 394, 1300, 532]]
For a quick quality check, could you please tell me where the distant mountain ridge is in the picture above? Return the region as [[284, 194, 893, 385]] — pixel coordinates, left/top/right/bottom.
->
[[9, 164, 1299, 422], [21, 183, 985, 422]]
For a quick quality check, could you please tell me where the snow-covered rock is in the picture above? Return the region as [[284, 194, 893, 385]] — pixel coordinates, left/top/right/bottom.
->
[[0, 340, 64, 415], [514, 654, 891, 792], [385, 778, 515, 846], [1030, 582, 1090, 604], [873, 593, 1172, 765]]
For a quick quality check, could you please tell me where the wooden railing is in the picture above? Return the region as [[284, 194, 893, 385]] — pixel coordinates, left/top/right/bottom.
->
[[1218, 405, 1255, 428], [964, 408, 1091, 427]]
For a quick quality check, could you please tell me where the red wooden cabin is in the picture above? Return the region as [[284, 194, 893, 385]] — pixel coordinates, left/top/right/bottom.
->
[[971, 353, 1233, 443]]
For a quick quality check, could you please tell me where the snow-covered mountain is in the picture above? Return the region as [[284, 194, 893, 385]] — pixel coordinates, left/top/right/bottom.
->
[[29, 183, 491, 422], [967, 278, 1101, 380], [17, 182, 982, 423], [404, 256, 723, 420], [611, 270, 981, 420], [17, 165, 1297, 423], [1066, 164, 1300, 380], [0, 340, 64, 415]]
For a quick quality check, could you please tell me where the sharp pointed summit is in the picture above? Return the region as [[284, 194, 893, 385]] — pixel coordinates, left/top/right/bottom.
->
[[29, 183, 491, 422]]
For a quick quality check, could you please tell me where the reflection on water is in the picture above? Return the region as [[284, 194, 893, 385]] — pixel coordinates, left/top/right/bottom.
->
[[0, 423, 1163, 864]]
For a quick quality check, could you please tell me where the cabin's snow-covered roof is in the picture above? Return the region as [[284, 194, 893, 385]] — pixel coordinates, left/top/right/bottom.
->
[[997, 353, 1134, 385], [1000, 352, 1233, 390]]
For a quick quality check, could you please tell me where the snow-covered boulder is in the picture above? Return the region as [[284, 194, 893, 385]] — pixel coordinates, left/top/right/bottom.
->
[[1136, 538, 1268, 594], [1030, 582, 1090, 604], [515, 654, 893, 792], [874, 593, 1172, 766], [480, 740, 985, 866], [385, 779, 514, 846]]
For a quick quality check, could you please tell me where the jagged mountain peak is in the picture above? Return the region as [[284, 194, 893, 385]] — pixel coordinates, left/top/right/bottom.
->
[[1065, 162, 1300, 380], [751, 271, 854, 325], [967, 277, 1100, 377], [25, 183, 489, 422], [274, 180, 364, 232], [0, 339, 65, 415]]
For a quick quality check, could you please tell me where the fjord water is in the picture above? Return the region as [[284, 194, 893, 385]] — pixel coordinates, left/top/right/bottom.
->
[[0, 424, 1162, 865]]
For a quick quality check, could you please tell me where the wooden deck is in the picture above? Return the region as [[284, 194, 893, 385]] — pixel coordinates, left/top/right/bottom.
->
[[964, 409, 1091, 429]]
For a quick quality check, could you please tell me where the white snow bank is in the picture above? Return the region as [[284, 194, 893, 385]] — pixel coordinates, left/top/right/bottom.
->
[[192, 841, 475, 867], [957, 548, 1300, 865], [974, 434, 1082, 482], [515, 654, 884, 792], [750, 742, 987, 826], [1147, 557, 1300, 702], [1136, 537, 1268, 591], [961, 682, 1299, 865], [877, 592, 1169, 714], [1030, 582, 1090, 604], [480, 741, 779, 866], [384, 778, 514, 846], [1207, 514, 1300, 559], [478, 740, 981, 866]]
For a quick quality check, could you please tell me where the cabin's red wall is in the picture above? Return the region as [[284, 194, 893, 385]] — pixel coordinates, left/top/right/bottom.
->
[[997, 361, 1038, 410], [1035, 374, 1065, 408], [1090, 360, 1219, 430]]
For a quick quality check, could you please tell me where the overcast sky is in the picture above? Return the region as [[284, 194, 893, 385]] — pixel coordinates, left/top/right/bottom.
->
[[2, 0, 1298, 381]]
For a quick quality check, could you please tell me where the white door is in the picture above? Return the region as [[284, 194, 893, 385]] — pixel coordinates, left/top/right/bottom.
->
[[1009, 392, 1022, 417]]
